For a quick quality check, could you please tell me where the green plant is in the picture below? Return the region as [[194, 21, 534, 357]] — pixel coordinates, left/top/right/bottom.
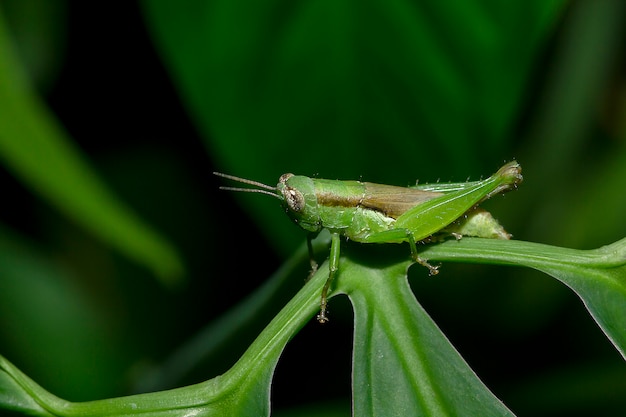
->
[[2, 236, 625, 416]]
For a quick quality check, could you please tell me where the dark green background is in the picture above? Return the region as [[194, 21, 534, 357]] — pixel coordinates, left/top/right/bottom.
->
[[0, 1, 625, 415]]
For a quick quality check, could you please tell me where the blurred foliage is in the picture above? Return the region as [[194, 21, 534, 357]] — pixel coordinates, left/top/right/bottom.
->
[[141, 0, 566, 254], [0, 1, 184, 286], [0, 0, 625, 416]]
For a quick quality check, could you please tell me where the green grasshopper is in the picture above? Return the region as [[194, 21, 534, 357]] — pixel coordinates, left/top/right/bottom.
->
[[215, 161, 522, 323]]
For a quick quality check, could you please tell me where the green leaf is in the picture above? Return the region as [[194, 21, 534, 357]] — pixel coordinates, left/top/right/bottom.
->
[[0, 244, 327, 416], [0, 356, 54, 417], [0, 8, 183, 285], [1, 236, 624, 416], [419, 237, 626, 359], [336, 245, 515, 416], [133, 233, 331, 392], [340, 236, 626, 415]]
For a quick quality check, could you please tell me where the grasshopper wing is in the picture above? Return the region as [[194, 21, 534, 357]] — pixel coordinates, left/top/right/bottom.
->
[[361, 183, 444, 219]]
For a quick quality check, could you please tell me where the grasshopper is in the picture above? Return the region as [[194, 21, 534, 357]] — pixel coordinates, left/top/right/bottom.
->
[[215, 161, 522, 323]]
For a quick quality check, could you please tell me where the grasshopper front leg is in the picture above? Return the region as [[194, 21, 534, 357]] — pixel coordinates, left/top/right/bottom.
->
[[317, 232, 341, 323]]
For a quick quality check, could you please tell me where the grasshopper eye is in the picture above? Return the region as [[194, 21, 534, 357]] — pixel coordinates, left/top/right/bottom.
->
[[284, 187, 305, 212], [279, 173, 294, 184]]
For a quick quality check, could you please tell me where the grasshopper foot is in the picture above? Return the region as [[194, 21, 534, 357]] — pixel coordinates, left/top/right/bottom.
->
[[317, 293, 330, 323], [316, 306, 329, 324], [415, 256, 439, 276]]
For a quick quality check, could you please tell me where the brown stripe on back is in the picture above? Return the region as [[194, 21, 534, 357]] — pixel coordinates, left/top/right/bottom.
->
[[315, 182, 443, 219], [316, 192, 363, 208]]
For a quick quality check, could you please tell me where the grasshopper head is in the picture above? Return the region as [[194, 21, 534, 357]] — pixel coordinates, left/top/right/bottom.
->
[[277, 174, 322, 233]]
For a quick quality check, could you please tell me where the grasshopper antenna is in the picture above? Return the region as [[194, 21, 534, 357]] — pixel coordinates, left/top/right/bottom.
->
[[213, 172, 281, 199]]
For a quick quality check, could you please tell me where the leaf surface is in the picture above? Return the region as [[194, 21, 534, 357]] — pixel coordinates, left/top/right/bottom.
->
[[420, 237, 626, 359]]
